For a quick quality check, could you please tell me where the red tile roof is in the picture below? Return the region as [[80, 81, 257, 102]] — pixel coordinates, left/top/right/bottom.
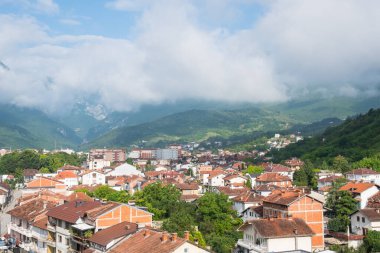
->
[[339, 182, 376, 194], [263, 189, 307, 206], [56, 170, 78, 179], [109, 229, 188, 253], [256, 173, 291, 182], [175, 183, 199, 190], [88, 221, 137, 247], [239, 218, 314, 238], [347, 168, 380, 175], [26, 177, 63, 188], [46, 201, 103, 223], [233, 191, 264, 204], [8, 199, 56, 222], [318, 175, 343, 183], [217, 186, 250, 197]]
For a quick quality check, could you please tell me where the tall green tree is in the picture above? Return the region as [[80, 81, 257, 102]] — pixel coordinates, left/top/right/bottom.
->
[[195, 192, 242, 253], [134, 182, 181, 220]]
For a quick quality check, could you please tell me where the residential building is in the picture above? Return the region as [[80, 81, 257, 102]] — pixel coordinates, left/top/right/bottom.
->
[[87, 155, 111, 170], [339, 182, 379, 209], [284, 158, 304, 171], [86, 221, 137, 252], [156, 148, 178, 160], [89, 149, 126, 163], [224, 175, 247, 189], [317, 175, 343, 192], [262, 189, 324, 250], [107, 229, 208, 253], [346, 168, 380, 184], [46, 200, 153, 253], [7, 199, 57, 253], [256, 173, 292, 187], [236, 218, 314, 253], [55, 171, 79, 188], [241, 205, 263, 222], [81, 171, 106, 186], [232, 191, 264, 216], [350, 209, 380, 235]]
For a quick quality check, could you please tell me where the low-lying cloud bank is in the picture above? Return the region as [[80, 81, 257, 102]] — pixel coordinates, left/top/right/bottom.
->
[[0, 0, 380, 114]]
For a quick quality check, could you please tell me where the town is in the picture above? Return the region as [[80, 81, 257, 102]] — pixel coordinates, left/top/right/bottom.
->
[[0, 143, 377, 253]]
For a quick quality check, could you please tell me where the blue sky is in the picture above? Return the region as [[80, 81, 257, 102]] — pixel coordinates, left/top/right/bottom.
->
[[0, 0, 379, 113], [0, 0, 266, 38]]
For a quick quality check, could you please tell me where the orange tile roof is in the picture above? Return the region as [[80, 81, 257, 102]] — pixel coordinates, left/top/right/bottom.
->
[[27, 177, 63, 188], [109, 229, 187, 253], [256, 172, 291, 182], [56, 170, 78, 179], [263, 189, 307, 206], [339, 182, 376, 194]]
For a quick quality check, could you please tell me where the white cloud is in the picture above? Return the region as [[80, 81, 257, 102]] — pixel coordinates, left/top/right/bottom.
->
[[1, 0, 380, 114], [0, 0, 59, 14]]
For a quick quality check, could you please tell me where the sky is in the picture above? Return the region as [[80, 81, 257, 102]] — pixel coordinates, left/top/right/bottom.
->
[[0, 0, 379, 114]]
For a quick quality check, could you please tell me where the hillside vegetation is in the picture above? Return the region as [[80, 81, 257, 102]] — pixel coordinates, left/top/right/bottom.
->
[[0, 105, 81, 149], [271, 108, 380, 163]]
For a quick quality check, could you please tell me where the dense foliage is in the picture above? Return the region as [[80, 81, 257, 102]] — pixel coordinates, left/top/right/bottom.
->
[[292, 160, 317, 189], [0, 150, 85, 174], [78, 183, 241, 253], [271, 108, 380, 164], [326, 180, 357, 232]]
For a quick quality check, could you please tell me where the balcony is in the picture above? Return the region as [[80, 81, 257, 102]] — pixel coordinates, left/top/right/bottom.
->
[[236, 239, 268, 253], [31, 231, 55, 247], [19, 241, 34, 252], [9, 223, 32, 237]]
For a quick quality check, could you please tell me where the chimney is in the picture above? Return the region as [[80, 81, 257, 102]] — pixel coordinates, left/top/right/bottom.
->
[[143, 229, 151, 237], [377, 209, 380, 214], [184, 231, 190, 240], [171, 233, 177, 242], [161, 231, 168, 242]]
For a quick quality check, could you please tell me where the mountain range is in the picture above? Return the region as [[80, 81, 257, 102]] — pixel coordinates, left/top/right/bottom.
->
[[0, 95, 379, 150]]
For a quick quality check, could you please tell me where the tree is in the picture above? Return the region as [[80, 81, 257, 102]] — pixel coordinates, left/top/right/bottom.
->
[[195, 192, 242, 253], [162, 202, 196, 236], [353, 154, 380, 171], [134, 182, 181, 220], [243, 165, 264, 175], [332, 155, 351, 173], [363, 230, 380, 252], [293, 169, 308, 186]]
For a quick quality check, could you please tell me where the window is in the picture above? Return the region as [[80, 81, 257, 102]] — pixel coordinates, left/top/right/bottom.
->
[[362, 217, 366, 223], [58, 235, 62, 243], [357, 216, 360, 222], [66, 238, 69, 245], [184, 248, 188, 253]]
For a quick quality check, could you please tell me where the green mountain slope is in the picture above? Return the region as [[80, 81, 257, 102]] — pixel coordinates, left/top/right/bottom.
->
[[86, 108, 296, 148], [0, 105, 82, 149], [271, 108, 380, 163]]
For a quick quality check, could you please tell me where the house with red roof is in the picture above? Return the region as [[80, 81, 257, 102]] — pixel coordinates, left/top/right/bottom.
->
[[256, 173, 292, 187], [232, 191, 264, 216], [105, 228, 208, 253], [262, 189, 325, 250], [339, 182, 379, 209], [55, 171, 79, 188], [236, 218, 314, 253], [346, 168, 380, 184]]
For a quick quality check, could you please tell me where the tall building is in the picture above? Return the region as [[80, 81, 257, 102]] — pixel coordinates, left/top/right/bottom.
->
[[89, 149, 126, 163]]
